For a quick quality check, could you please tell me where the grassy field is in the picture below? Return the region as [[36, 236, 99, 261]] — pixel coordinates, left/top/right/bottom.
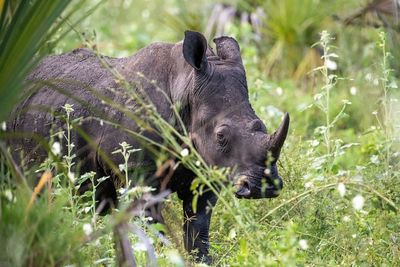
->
[[1, 0, 399, 266]]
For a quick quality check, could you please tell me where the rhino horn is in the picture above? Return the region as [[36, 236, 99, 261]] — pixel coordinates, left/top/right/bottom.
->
[[213, 36, 243, 65], [266, 113, 290, 160]]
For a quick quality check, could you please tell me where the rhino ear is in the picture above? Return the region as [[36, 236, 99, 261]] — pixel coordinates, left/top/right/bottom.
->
[[183, 30, 208, 71], [213, 36, 243, 65]]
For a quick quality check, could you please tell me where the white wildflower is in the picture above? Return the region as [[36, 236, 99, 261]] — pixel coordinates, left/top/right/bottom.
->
[[299, 239, 309, 250], [311, 140, 320, 147], [4, 190, 13, 202], [264, 168, 271, 176], [365, 73, 372, 81], [118, 187, 127, 195], [325, 59, 337, 70], [304, 182, 314, 189], [342, 215, 351, 222], [195, 160, 201, 166], [370, 155, 380, 164], [100, 119, 104, 126], [350, 86, 358, 95], [276, 87, 283, 96], [389, 80, 398, 89], [228, 228, 237, 240], [372, 110, 378, 115], [1, 121, 6, 131], [356, 165, 366, 172], [165, 250, 184, 266], [373, 79, 379, 86], [68, 172, 75, 183], [352, 194, 365, 211], [342, 99, 352, 105], [353, 174, 363, 182], [337, 183, 346, 197], [352, 234, 357, 238], [83, 223, 93, 236], [118, 164, 125, 172], [84, 207, 91, 213], [360, 209, 368, 215], [133, 242, 147, 252], [51, 142, 61, 155], [180, 148, 189, 157]]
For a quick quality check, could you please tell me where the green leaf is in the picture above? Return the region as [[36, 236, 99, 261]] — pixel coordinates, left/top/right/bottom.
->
[[191, 193, 198, 213]]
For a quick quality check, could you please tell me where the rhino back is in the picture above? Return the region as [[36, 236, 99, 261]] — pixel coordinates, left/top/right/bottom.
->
[[9, 43, 177, 172]]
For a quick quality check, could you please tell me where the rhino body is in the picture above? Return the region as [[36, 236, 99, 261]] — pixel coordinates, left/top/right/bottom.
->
[[8, 31, 289, 263]]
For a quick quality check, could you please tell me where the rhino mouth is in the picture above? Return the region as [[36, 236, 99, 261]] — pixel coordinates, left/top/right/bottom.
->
[[234, 174, 282, 199]]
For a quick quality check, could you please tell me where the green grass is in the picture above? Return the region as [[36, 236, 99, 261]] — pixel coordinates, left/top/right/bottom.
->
[[1, 0, 399, 266]]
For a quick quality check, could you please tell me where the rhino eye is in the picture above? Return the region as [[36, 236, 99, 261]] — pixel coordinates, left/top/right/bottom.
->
[[217, 132, 225, 142], [216, 126, 229, 147]]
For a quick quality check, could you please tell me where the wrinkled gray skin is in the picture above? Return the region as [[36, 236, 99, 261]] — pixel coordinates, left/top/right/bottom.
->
[[8, 31, 289, 263]]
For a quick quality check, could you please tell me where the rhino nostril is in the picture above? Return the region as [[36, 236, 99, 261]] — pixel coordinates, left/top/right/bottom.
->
[[235, 180, 251, 197]]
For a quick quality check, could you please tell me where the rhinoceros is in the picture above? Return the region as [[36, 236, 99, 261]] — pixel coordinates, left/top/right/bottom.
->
[[8, 31, 289, 263]]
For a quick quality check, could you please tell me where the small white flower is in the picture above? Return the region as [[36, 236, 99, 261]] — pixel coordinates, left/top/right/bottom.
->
[[195, 160, 201, 166], [352, 234, 357, 238], [365, 73, 372, 81], [4, 190, 13, 202], [356, 165, 366, 172], [350, 86, 358, 95], [299, 239, 309, 250], [373, 79, 379, 86], [83, 207, 91, 213], [83, 223, 93, 236], [228, 228, 237, 240], [337, 183, 346, 197], [264, 168, 271, 176], [51, 142, 61, 155], [353, 174, 363, 182], [304, 182, 314, 189], [133, 242, 147, 251], [370, 155, 380, 164], [118, 164, 125, 172], [68, 172, 75, 183], [325, 59, 337, 70], [100, 119, 104, 126], [1, 121, 6, 131], [311, 140, 320, 147], [276, 87, 283, 96], [165, 250, 184, 266], [342, 215, 351, 222], [352, 194, 365, 211], [372, 110, 378, 115], [180, 148, 189, 157], [389, 80, 398, 89]]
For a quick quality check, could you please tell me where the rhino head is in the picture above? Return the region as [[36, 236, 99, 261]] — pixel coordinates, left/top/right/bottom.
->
[[181, 31, 290, 198]]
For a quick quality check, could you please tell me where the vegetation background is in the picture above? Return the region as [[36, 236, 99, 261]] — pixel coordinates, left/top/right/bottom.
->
[[0, 0, 399, 266]]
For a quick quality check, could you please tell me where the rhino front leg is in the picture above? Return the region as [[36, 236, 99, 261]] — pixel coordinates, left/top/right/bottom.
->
[[183, 189, 217, 264]]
